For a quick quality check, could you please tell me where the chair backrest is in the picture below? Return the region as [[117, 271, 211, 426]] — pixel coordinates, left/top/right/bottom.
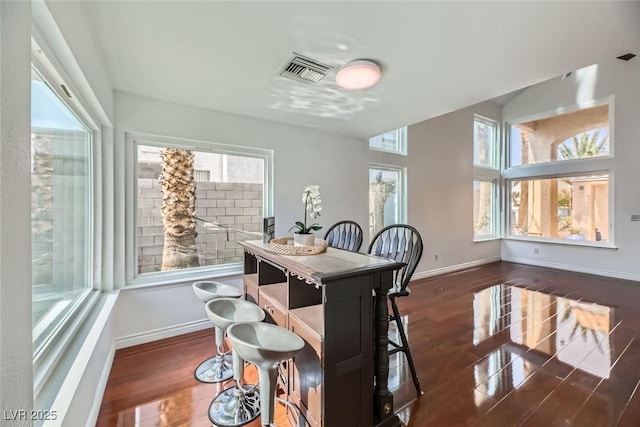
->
[[324, 220, 364, 252], [367, 224, 423, 296]]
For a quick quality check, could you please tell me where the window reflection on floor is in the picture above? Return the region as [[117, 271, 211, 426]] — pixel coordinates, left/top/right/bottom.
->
[[472, 284, 612, 402]]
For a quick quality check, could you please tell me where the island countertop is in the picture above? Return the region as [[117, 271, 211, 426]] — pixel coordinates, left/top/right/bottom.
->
[[239, 240, 404, 284]]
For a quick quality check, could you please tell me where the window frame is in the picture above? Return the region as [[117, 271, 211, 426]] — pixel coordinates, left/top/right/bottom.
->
[[30, 39, 104, 399], [125, 132, 274, 287], [368, 127, 408, 155], [368, 163, 407, 238], [503, 98, 615, 247], [473, 115, 501, 241]]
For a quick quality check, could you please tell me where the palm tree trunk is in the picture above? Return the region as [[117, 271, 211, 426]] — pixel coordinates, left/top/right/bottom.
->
[[160, 148, 200, 270]]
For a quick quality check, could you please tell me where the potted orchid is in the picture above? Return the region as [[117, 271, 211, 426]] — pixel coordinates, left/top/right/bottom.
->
[[290, 185, 323, 246]]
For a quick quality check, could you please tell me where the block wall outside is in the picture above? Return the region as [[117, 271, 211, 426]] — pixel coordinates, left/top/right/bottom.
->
[[137, 179, 263, 274]]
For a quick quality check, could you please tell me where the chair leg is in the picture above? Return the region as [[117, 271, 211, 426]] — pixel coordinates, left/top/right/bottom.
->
[[390, 298, 422, 396]]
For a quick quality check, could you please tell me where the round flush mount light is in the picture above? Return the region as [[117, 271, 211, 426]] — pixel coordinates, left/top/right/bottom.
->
[[335, 59, 381, 90]]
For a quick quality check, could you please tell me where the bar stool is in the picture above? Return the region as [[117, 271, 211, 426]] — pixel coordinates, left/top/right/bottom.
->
[[207, 299, 267, 426], [219, 321, 305, 427], [192, 281, 243, 383]]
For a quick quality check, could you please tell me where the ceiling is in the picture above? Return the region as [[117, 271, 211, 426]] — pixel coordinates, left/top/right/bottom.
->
[[79, 1, 640, 139]]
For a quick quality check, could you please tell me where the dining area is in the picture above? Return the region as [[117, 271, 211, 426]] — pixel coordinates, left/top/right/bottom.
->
[[96, 215, 425, 427]]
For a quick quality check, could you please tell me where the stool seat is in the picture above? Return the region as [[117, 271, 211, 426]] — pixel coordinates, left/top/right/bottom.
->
[[206, 298, 266, 330], [225, 322, 305, 426], [193, 281, 243, 303], [227, 322, 305, 367], [192, 281, 243, 384], [206, 302, 266, 427]]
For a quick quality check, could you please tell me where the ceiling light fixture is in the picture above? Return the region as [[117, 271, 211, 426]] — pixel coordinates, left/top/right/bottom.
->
[[336, 60, 381, 90]]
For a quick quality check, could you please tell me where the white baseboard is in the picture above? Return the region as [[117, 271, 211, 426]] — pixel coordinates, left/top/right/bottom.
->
[[411, 257, 501, 281], [86, 341, 115, 427], [503, 256, 640, 283], [115, 319, 212, 349]]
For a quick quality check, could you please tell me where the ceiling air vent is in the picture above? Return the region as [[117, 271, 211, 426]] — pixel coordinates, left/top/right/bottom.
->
[[279, 53, 332, 85], [617, 53, 636, 61]]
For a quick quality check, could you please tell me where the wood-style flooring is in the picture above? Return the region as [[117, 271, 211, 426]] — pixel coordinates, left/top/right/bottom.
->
[[97, 262, 640, 426]]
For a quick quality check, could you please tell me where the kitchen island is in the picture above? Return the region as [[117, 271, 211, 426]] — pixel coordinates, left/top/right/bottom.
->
[[239, 240, 404, 427]]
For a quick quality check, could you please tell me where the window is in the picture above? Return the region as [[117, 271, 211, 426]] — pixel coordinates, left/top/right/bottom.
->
[[133, 138, 272, 279], [473, 116, 500, 240], [369, 127, 407, 155], [31, 67, 93, 354], [369, 164, 406, 240], [505, 102, 613, 244], [510, 174, 609, 242], [509, 105, 610, 167], [474, 180, 497, 238], [474, 116, 498, 169]]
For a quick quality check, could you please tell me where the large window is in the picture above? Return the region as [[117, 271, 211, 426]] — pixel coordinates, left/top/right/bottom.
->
[[369, 127, 407, 155], [473, 116, 500, 240], [31, 67, 93, 353], [505, 103, 612, 244], [369, 164, 406, 240], [133, 138, 271, 279]]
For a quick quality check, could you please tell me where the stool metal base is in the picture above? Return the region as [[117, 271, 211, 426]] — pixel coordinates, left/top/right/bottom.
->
[[194, 354, 234, 383], [209, 384, 260, 427]]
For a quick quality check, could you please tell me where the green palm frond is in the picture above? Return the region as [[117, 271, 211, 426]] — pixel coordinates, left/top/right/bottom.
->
[[559, 129, 609, 160]]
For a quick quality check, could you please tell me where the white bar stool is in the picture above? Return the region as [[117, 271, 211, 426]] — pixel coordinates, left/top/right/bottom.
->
[[221, 322, 305, 427], [192, 281, 243, 383], [207, 299, 267, 426]]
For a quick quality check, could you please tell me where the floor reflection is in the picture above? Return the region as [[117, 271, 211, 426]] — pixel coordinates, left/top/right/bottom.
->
[[472, 284, 613, 402]]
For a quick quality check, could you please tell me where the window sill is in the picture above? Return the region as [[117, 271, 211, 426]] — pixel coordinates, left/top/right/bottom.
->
[[474, 236, 501, 242], [505, 235, 617, 249], [126, 263, 244, 290], [368, 146, 407, 156]]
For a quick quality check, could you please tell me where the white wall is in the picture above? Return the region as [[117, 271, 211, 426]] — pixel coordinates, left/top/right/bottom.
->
[[398, 101, 502, 277], [0, 2, 34, 425], [502, 58, 640, 281], [113, 91, 368, 339]]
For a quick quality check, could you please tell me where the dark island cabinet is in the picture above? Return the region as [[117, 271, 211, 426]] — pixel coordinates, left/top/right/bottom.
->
[[239, 241, 404, 427]]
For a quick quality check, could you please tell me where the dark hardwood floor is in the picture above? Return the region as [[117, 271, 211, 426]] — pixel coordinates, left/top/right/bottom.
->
[[97, 262, 640, 426]]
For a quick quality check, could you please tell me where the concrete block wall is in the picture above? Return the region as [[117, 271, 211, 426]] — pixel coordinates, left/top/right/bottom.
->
[[137, 179, 263, 273]]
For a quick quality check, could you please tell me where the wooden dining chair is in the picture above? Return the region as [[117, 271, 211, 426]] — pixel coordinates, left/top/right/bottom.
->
[[368, 224, 424, 396], [323, 220, 364, 252]]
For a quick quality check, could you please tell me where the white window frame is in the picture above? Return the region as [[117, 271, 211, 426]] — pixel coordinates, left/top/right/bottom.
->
[[474, 115, 500, 241], [30, 38, 105, 404], [503, 98, 615, 247], [368, 163, 407, 234], [369, 127, 408, 155], [125, 132, 274, 287]]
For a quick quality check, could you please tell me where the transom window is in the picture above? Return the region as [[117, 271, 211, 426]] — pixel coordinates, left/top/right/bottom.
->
[[369, 127, 407, 155]]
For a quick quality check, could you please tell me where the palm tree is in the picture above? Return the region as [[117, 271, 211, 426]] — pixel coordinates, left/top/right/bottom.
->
[[159, 148, 200, 270], [558, 129, 609, 160]]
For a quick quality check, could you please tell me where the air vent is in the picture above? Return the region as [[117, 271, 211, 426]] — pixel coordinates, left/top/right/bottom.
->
[[617, 53, 636, 61], [279, 53, 332, 84]]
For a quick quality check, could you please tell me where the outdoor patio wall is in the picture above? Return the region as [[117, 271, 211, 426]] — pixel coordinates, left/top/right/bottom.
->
[[137, 179, 263, 273], [501, 58, 640, 281], [390, 101, 503, 278], [113, 91, 369, 342]]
